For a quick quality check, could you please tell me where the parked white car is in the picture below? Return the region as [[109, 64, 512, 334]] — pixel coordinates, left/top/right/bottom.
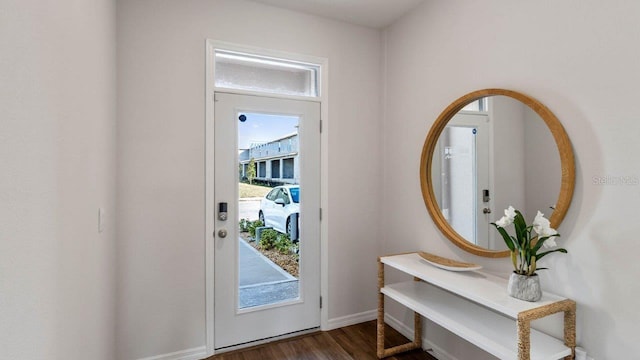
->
[[259, 185, 299, 240]]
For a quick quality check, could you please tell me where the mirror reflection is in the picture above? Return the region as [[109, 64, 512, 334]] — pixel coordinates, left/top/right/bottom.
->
[[430, 95, 561, 251]]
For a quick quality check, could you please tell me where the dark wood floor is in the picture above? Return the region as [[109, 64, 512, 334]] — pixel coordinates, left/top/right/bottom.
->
[[207, 320, 437, 360]]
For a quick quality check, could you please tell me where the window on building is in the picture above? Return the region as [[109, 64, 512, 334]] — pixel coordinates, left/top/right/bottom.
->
[[282, 158, 294, 179], [271, 160, 280, 179], [258, 161, 266, 178]]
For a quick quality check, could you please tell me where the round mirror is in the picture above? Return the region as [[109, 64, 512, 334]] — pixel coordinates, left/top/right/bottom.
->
[[420, 89, 575, 258]]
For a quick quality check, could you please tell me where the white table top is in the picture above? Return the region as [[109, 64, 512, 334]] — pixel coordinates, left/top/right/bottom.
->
[[380, 252, 569, 318]]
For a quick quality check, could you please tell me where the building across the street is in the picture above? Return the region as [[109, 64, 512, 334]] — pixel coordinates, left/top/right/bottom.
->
[[239, 133, 299, 185]]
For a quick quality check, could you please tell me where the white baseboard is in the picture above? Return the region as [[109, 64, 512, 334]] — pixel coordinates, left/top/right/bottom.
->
[[324, 309, 377, 331], [384, 314, 458, 360], [136, 346, 207, 360]]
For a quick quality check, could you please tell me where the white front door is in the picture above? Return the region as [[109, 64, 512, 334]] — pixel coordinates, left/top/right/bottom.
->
[[213, 92, 320, 350], [435, 113, 491, 247]]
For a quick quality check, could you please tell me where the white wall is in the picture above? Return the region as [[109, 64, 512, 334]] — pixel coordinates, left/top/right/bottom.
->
[[116, 0, 382, 358], [0, 0, 117, 359], [383, 0, 640, 359]]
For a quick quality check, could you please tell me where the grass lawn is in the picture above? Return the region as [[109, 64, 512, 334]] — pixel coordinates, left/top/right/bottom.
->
[[239, 182, 272, 199]]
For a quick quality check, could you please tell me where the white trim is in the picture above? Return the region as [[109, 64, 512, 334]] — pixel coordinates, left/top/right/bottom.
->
[[205, 40, 216, 357], [319, 57, 329, 333], [325, 309, 377, 331], [384, 314, 459, 360], [136, 346, 207, 360], [205, 39, 329, 356], [212, 87, 319, 103]]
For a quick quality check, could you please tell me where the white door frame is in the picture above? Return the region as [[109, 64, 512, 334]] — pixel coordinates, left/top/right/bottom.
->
[[205, 40, 329, 356]]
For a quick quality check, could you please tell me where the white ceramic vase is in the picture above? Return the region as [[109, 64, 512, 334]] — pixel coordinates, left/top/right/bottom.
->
[[507, 272, 542, 302]]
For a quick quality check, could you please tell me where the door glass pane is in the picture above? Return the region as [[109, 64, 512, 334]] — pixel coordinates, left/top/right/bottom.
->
[[237, 112, 301, 309]]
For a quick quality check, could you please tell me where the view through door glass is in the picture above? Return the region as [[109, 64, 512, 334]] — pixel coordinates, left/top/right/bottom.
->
[[238, 112, 301, 309]]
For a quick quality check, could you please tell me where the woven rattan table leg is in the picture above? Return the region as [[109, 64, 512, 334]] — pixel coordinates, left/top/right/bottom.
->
[[564, 302, 576, 359], [377, 259, 422, 359], [413, 277, 423, 349], [517, 317, 531, 360], [377, 259, 385, 358], [517, 299, 576, 360]]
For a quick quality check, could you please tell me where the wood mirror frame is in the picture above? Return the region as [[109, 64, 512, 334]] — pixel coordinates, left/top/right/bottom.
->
[[420, 89, 575, 258]]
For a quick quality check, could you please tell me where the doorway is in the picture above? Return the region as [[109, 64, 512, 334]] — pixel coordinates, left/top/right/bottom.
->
[[434, 113, 491, 247], [212, 92, 321, 350]]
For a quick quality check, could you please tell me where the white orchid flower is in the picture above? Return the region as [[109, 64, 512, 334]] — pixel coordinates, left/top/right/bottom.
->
[[540, 227, 558, 248], [532, 211, 551, 234], [495, 206, 516, 227], [542, 235, 558, 248], [533, 211, 559, 248]]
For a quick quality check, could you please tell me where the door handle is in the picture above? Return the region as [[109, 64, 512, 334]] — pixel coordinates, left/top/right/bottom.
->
[[217, 229, 227, 238], [482, 208, 492, 214]]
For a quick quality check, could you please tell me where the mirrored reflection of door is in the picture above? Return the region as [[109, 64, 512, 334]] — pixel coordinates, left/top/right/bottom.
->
[[435, 113, 490, 247], [214, 92, 320, 350]]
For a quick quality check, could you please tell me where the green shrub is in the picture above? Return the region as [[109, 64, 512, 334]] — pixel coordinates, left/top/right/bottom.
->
[[259, 229, 278, 249], [274, 233, 293, 254], [239, 218, 250, 232], [247, 219, 264, 237], [290, 242, 299, 262]]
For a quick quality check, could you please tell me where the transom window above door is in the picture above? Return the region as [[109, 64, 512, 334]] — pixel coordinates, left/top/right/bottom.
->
[[214, 49, 320, 97]]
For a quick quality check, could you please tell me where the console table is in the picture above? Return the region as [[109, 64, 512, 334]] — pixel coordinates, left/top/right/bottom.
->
[[377, 252, 576, 360]]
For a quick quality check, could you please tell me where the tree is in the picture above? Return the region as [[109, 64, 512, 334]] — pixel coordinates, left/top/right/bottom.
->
[[246, 157, 256, 184]]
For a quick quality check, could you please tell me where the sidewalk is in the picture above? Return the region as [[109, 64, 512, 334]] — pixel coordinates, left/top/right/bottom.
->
[[238, 239, 299, 308], [239, 238, 295, 286]]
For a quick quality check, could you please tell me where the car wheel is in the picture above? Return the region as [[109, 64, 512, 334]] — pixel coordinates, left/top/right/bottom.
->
[[286, 216, 299, 241], [258, 211, 264, 225], [286, 217, 291, 236]]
